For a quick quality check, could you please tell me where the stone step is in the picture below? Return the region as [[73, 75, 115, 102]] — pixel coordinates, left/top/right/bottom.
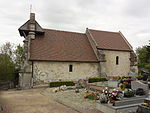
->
[[114, 97, 145, 107], [122, 95, 146, 100], [113, 103, 142, 109]]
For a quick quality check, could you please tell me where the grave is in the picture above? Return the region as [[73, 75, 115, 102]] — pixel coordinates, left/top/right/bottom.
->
[[131, 81, 149, 97], [96, 96, 146, 113], [96, 80, 149, 113], [136, 98, 150, 113], [137, 105, 150, 113], [108, 80, 119, 88]]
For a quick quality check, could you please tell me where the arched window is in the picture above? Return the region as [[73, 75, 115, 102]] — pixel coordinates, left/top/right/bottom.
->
[[116, 56, 119, 65]]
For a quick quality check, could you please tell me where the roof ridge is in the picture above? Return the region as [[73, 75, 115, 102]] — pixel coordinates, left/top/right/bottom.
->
[[43, 28, 85, 35], [88, 29, 119, 34]]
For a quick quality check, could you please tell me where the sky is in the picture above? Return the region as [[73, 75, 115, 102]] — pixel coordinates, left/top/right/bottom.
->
[[0, 0, 149, 50]]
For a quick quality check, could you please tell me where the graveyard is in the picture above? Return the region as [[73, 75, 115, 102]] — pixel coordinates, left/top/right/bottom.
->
[[44, 75, 150, 113], [1, 75, 150, 113]]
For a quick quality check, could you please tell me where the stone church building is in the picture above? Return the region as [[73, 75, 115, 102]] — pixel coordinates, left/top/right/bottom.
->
[[18, 13, 137, 88]]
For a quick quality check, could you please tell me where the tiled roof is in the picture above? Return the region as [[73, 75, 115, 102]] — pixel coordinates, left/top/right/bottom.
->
[[29, 29, 98, 62], [88, 29, 132, 51]]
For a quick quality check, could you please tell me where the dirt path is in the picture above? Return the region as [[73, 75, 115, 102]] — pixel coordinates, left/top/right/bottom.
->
[[0, 88, 80, 113]]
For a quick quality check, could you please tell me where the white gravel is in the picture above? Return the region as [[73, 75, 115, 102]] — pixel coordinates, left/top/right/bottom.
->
[[43, 87, 98, 110]]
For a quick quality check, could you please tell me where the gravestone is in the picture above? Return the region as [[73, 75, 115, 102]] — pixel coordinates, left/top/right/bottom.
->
[[108, 80, 119, 88], [75, 79, 88, 89], [131, 81, 149, 97]]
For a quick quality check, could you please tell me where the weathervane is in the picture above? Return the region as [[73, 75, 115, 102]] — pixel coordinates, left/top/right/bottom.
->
[[148, 40, 150, 63], [30, 4, 32, 13]]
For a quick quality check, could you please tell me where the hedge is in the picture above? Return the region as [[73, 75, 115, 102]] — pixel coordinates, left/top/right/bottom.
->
[[49, 81, 75, 87], [88, 77, 107, 83]]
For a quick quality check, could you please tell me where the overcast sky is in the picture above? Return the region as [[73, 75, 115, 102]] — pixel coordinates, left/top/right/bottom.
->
[[0, 0, 149, 49]]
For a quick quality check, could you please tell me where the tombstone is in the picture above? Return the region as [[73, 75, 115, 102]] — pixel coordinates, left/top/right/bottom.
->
[[108, 81, 119, 88], [76, 79, 88, 89], [131, 81, 149, 97]]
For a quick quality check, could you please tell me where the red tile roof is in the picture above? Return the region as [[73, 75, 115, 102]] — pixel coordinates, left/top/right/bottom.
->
[[29, 29, 98, 62], [88, 29, 132, 51]]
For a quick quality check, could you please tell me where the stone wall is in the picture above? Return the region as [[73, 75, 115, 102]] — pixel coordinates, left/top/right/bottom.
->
[[32, 50, 136, 84], [103, 50, 131, 76], [33, 61, 99, 84]]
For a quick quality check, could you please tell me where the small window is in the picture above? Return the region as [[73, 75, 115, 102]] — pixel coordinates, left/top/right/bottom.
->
[[69, 65, 73, 72], [116, 56, 119, 65]]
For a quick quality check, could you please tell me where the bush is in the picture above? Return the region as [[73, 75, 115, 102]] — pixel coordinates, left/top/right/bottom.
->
[[49, 81, 75, 87], [88, 77, 107, 83], [145, 63, 150, 68]]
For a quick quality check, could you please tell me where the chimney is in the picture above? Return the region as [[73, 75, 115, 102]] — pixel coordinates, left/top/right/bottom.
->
[[30, 13, 35, 23], [28, 13, 36, 39]]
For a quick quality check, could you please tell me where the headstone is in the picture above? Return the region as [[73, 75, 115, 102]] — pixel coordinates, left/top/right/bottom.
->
[[131, 81, 149, 97], [108, 81, 119, 88], [76, 79, 88, 88]]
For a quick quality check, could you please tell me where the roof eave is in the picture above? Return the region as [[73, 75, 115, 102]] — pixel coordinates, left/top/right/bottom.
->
[[97, 48, 132, 52], [29, 59, 99, 63]]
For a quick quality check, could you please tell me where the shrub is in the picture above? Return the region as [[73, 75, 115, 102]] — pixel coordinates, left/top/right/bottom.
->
[[49, 81, 75, 87], [145, 63, 150, 68], [88, 77, 107, 83]]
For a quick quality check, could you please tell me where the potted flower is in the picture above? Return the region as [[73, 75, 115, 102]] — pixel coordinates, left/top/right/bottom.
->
[[100, 93, 108, 103], [124, 89, 134, 97], [84, 91, 99, 100]]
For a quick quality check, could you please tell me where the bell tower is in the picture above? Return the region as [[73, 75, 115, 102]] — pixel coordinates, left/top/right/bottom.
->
[[18, 13, 44, 89]]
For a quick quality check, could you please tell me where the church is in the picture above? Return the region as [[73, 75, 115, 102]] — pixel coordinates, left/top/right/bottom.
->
[[18, 13, 137, 88]]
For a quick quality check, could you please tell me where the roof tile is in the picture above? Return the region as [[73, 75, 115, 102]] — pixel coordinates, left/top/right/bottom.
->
[[89, 29, 132, 51], [30, 29, 98, 62]]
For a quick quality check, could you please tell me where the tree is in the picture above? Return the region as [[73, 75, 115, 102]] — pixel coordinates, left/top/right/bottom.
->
[[0, 54, 15, 81], [0, 42, 24, 82], [136, 46, 150, 68], [0, 42, 15, 82], [14, 44, 24, 70], [0, 42, 14, 59]]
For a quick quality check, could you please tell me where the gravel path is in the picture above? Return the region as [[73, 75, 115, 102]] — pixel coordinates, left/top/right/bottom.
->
[[42, 87, 102, 113]]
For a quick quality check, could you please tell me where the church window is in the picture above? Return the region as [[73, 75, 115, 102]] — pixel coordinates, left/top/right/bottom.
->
[[116, 56, 119, 65], [69, 65, 73, 72]]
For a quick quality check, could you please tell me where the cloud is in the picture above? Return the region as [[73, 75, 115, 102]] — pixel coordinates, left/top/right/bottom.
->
[[0, 0, 149, 49], [124, 0, 150, 18]]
